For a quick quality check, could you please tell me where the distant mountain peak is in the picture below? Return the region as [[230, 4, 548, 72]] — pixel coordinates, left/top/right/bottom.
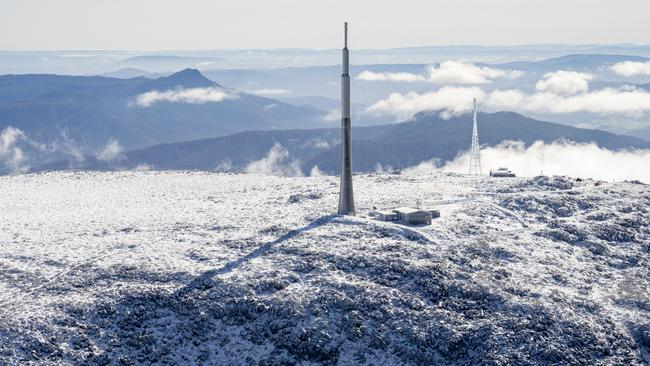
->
[[139, 68, 221, 91], [100, 67, 152, 79], [172, 68, 204, 78], [162, 68, 220, 88]]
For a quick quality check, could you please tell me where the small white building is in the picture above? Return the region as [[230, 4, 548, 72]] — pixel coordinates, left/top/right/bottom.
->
[[374, 210, 399, 222], [374, 207, 440, 226], [490, 167, 516, 177]]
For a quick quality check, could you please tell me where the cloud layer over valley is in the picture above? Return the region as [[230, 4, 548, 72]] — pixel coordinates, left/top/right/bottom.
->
[[132, 87, 238, 108], [366, 86, 484, 120], [247, 88, 292, 96], [356, 61, 523, 84], [366, 69, 650, 120], [0, 126, 131, 174], [534, 71, 592, 95], [611, 60, 650, 77]]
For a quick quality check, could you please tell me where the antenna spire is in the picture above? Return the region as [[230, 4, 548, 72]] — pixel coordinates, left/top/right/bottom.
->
[[469, 97, 482, 176], [344, 22, 348, 48]]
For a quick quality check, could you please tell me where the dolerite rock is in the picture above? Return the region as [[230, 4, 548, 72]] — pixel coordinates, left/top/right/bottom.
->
[[288, 191, 323, 204], [495, 175, 575, 193], [637, 324, 650, 348], [2, 174, 649, 365], [52, 251, 644, 365]]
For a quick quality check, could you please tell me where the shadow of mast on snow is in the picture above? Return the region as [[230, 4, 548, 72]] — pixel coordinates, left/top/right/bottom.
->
[[182, 214, 337, 293]]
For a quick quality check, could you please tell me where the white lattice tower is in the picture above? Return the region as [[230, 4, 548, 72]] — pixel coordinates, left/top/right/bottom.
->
[[469, 97, 482, 176]]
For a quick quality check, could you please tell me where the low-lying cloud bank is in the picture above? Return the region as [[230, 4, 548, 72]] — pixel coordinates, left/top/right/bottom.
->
[[535, 71, 592, 95], [367, 86, 484, 120], [247, 88, 292, 96], [611, 60, 650, 77], [132, 87, 238, 108], [356, 61, 522, 85], [367, 69, 650, 120], [0, 126, 132, 174], [0, 127, 83, 174], [488, 86, 650, 116], [404, 140, 650, 183]]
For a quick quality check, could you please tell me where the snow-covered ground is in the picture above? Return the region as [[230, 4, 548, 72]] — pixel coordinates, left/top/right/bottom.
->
[[0, 171, 648, 365]]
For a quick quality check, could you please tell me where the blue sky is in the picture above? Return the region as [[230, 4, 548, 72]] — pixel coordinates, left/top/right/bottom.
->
[[1, 0, 649, 50]]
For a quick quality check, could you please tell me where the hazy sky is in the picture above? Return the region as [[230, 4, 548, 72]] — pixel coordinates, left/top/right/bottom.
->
[[1, 0, 649, 50]]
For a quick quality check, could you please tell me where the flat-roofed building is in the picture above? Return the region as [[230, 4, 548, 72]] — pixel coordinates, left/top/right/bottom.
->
[[394, 207, 432, 225], [373, 207, 440, 226], [375, 210, 399, 222]]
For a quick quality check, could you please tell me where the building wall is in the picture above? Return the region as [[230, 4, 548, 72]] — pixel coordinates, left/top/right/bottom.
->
[[401, 212, 431, 225]]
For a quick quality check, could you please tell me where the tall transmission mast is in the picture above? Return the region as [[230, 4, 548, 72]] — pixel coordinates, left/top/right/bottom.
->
[[338, 22, 355, 215], [469, 97, 482, 176]]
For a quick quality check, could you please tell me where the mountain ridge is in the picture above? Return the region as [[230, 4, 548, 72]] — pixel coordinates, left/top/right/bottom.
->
[[0, 69, 328, 173], [36, 111, 650, 175]]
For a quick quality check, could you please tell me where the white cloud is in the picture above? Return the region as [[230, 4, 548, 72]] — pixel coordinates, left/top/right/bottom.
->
[[0, 126, 28, 174], [131, 87, 238, 107], [0, 126, 25, 155], [483, 89, 524, 110], [426, 61, 514, 84], [49, 131, 85, 163], [309, 165, 326, 177], [356, 70, 425, 82], [245, 143, 303, 177], [303, 138, 332, 149], [405, 140, 650, 183], [508, 70, 526, 79], [96, 139, 125, 162], [322, 109, 340, 122], [0, 127, 93, 173], [133, 163, 152, 171], [611, 60, 650, 77], [485, 86, 650, 116], [356, 61, 523, 85], [247, 88, 292, 96], [215, 159, 233, 172], [198, 61, 218, 67], [366, 86, 485, 120], [368, 79, 650, 120], [535, 71, 592, 95], [401, 159, 440, 176]]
